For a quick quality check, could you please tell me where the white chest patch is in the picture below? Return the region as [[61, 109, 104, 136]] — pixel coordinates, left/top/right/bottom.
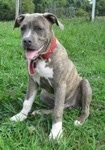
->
[[32, 59, 53, 85]]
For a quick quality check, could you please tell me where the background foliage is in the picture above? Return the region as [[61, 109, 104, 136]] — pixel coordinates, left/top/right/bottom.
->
[[0, 0, 34, 21], [0, 0, 105, 21]]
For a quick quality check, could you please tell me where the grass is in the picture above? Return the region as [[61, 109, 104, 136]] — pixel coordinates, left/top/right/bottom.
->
[[0, 18, 105, 150]]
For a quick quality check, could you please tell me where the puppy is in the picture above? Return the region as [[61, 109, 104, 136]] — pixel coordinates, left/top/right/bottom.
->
[[10, 13, 92, 139]]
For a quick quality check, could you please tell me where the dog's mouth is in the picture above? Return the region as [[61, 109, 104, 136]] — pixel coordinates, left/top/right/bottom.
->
[[25, 45, 44, 60]]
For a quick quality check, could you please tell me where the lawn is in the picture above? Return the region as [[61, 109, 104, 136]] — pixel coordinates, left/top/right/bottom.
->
[[0, 18, 105, 150]]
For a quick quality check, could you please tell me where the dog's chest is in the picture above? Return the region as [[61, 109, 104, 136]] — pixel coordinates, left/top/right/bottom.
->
[[32, 59, 53, 86]]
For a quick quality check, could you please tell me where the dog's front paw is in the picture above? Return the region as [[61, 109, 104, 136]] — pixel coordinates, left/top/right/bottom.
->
[[49, 122, 63, 140], [10, 112, 27, 122]]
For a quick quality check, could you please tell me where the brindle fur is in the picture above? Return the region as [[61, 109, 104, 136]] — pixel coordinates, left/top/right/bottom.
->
[[12, 13, 92, 132]]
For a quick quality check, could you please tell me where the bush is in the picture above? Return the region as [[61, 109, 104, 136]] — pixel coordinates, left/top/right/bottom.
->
[[0, 0, 34, 21], [97, 0, 105, 16], [76, 8, 89, 17], [21, 0, 34, 14], [0, 0, 15, 21]]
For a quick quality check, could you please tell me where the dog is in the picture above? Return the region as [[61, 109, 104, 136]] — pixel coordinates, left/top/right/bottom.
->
[[10, 13, 92, 139]]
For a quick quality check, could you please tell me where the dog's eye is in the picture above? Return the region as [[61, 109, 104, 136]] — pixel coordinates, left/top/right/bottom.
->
[[35, 27, 44, 31], [21, 25, 26, 31]]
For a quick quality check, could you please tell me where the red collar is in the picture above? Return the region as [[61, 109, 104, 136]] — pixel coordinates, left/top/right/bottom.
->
[[41, 37, 56, 59], [29, 37, 57, 75]]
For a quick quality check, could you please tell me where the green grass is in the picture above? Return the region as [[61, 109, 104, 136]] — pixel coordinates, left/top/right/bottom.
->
[[0, 18, 105, 150]]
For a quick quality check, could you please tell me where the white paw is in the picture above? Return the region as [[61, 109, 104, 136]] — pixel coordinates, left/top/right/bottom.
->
[[74, 120, 82, 126], [49, 122, 63, 140], [10, 112, 27, 122]]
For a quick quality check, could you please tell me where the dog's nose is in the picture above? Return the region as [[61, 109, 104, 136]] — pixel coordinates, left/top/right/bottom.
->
[[23, 37, 32, 46]]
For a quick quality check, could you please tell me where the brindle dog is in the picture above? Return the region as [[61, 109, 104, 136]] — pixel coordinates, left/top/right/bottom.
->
[[10, 13, 92, 140]]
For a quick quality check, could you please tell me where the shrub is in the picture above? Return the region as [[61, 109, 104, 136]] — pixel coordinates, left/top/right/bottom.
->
[[76, 8, 89, 17], [0, 0, 34, 21], [0, 0, 15, 21]]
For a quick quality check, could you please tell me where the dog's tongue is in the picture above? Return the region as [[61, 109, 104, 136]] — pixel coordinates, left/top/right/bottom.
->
[[26, 50, 39, 59], [25, 46, 44, 59]]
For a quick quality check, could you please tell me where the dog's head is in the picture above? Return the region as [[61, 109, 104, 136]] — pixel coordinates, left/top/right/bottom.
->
[[14, 13, 64, 60]]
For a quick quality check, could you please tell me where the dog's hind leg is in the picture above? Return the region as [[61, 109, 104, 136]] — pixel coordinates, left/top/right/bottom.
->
[[31, 89, 54, 115], [74, 79, 92, 126], [40, 89, 55, 109]]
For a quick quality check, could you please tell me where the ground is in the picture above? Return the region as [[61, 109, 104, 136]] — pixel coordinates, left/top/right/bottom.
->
[[0, 18, 105, 150]]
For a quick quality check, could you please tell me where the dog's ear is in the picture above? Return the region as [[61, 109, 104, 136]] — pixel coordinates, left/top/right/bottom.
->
[[43, 13, 64, 30], [14, 14, 25, 28]]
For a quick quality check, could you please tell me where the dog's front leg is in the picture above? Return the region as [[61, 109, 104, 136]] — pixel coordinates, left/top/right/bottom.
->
[[10, 76, 38, 122], [49, 83, 66, 140]]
